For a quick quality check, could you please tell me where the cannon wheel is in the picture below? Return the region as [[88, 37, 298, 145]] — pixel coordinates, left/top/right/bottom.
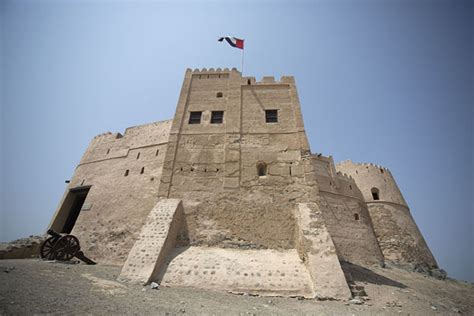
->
[[52, 235, 80, 261], [40, 236, 58, 260]]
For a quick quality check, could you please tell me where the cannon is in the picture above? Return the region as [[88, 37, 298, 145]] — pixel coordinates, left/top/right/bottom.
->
[[40, 229, 96, 265]]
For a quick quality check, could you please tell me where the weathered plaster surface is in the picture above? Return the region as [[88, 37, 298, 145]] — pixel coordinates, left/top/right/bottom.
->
[[48, 68, 438, 298], [118, 199, 184, 284]]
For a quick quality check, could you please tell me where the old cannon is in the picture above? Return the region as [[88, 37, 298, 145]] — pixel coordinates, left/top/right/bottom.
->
[[40, 229, 96, 265]]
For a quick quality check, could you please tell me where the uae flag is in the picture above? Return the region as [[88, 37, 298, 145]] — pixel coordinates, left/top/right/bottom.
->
[[218, 36, 244, 49]]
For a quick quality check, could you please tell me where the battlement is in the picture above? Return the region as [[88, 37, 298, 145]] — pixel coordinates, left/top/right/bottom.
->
[[337, 160, 391, 174], [92, 119, 172, 141], [335, 171, 356, 183], [185, 68, 295, 84], [243, 76, 295, 85], [188, 67, 235, 74], [80, 119, 172, 165]]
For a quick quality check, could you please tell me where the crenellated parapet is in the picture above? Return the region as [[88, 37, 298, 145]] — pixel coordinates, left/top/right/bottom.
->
[[336, 160, 438, 268], [80, 120, 172, 165], [336, 160, 405, 206], [243, 75, 295, 85], [189, 67, 235, 74], [185, 67, 296, 85]]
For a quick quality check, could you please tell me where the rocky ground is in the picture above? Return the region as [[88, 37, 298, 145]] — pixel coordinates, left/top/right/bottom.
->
[[0, 235, 46, 259], [0, 259, 472, 315]]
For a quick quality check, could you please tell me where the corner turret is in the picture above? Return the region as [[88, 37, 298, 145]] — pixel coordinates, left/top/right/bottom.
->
[[336, 160, 438, 269]]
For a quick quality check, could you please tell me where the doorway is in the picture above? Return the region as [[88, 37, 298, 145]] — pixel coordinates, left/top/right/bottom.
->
[[51, 186, 90, 234]]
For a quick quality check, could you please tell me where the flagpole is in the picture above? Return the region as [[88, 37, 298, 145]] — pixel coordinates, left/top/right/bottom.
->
[[241, 48, 244, 75]]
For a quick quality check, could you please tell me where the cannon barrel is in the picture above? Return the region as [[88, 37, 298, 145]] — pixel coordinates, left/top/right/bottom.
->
[[46, 229, 62, 238]]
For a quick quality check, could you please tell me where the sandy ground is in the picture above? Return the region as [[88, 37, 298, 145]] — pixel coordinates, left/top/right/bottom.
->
[[0, 259, 472, 315]]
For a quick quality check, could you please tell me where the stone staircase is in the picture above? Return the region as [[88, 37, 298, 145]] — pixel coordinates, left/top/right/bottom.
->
[[344, 271, 367, 298]]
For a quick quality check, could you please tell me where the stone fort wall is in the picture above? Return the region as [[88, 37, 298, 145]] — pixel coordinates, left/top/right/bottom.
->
[[47, 68, 437, 271], [336, 160, 438, 268], [49, 120, 172, 265], [310, 155, 384, 265], [157, 68, 317, 250]]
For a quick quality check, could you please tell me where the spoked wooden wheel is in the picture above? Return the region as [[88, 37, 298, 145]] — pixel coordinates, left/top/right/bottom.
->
[[40, 236, 58, 260], [51, 235, 80, 261]]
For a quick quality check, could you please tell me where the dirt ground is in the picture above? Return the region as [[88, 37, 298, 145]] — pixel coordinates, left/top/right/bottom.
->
[[0, 259, 472, 315]]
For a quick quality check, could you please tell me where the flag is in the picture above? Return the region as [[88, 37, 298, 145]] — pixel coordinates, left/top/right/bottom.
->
[[218, 36, 244, 49]]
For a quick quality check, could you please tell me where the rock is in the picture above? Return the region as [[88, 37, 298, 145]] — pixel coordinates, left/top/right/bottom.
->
[[431, 305, 437, 311], [3, 266, 15, 273], [179, 308, 185, 313], [385, 301, 402, 307], [150, 282, 159, 289], [349, 298, 363, 305], [450, 307, 461, 314], [431, 269, 447, 280]]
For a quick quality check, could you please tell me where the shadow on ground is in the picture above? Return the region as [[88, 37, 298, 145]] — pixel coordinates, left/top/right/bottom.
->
[[341, 261, 407, 288]]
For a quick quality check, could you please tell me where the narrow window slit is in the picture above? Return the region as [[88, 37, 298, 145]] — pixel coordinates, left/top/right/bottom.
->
[[257, 162, 267, 177], [371, 188, 380, 200]]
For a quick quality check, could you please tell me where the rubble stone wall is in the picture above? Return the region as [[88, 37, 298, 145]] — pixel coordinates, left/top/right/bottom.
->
[[311, 156, 384, 265], [336, 160, 437, 268]]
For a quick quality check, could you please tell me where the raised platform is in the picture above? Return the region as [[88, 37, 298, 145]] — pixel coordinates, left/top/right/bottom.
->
[[159, 246, 314, 297], [118, 200, 350, 300]]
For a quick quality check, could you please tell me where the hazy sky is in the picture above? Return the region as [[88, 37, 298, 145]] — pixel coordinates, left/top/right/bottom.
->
[[1, 0, 472, 282]]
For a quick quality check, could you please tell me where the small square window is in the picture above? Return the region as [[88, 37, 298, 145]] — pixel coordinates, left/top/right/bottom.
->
[[211, 111, 224, 124], [189, 111, 202, 124], [265, 109, 278, 123]]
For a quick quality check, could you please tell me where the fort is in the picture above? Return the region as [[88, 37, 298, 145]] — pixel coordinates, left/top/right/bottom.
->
[[46, 68, 438, 299]]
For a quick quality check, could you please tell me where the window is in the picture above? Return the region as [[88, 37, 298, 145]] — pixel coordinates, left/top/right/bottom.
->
[[106, 149, 110, 155], [211, 111, 224, 124], [216, 92, 223, 98], [124, 169, 129, 177], [189, 111, 202, 124], [257, 162, 267, 177], [140, 167, 145, 174], [354, 213, 360, 220], [155, 149, 159, 156], [265, 109, 278, 123], [136, 152, 140, 160], [371, 187, 380, 200], [247, 79, 251, 85]]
